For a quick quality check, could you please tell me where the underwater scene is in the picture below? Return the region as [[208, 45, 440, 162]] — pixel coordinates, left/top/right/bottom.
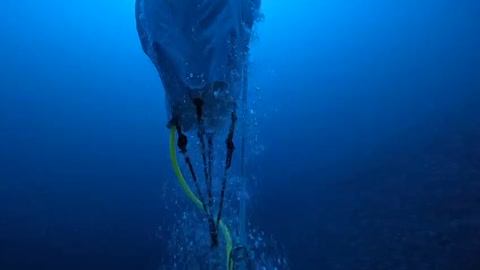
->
[[1, 0, 479, 269]]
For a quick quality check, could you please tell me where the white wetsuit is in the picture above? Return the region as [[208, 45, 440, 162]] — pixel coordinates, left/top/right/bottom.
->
[[135, 0, 261, 132]]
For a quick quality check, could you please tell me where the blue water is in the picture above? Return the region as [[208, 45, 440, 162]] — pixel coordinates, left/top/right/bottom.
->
[[1, 0, 480, 269]]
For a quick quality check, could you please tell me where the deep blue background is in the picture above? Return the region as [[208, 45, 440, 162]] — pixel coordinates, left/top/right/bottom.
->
[[1, 0, 480, 269]]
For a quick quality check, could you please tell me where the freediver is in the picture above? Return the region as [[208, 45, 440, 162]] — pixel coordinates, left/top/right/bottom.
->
[[134, 0, 262, 269]]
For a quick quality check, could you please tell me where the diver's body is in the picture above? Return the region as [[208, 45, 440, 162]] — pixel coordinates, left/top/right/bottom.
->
[[135, 1, 262, 268], [135, 0, 261, 133]]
